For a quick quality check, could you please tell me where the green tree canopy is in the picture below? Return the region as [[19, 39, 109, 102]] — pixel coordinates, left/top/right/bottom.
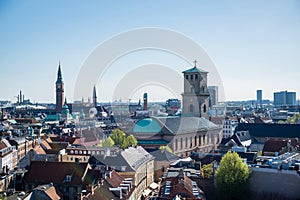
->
[[102, 136, 115, 147], [216, 151, 250, 200], [109, 129, 138, 149], [201, 163, 213, 178], [159, 145, 173, 153], [126, 134, 138, 147], [109, 129, 126, 146]]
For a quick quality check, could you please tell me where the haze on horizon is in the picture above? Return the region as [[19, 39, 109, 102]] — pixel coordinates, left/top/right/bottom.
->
[[1, 0, 300, 103]]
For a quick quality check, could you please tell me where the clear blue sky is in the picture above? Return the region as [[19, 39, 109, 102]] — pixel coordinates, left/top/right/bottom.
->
[[1, 0, 300, 103]]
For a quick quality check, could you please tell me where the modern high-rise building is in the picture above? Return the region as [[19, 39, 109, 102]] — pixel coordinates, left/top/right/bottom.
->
[[257, 90, 262, 102], [274, 91, 296, 106], [55, 63, 64, 113], [208, 86, 218, 108]]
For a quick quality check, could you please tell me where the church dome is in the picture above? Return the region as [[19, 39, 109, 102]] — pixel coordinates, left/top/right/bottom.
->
[[133, 117, 162, 133]]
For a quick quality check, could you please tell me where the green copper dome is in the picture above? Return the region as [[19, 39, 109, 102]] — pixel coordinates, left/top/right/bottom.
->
[[62, 104, 70, 115], [133, 118, 162, 133]]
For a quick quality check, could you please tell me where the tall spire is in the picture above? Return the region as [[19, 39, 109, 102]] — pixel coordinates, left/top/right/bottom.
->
[[56, 62, 63, 84], [93, 85, 97, 107]]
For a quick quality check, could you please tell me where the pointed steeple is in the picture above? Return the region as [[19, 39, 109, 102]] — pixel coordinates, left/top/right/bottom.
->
[[56, 61, 63, 84], [93, 85, 97, 99], [93, 85, 97, 107]]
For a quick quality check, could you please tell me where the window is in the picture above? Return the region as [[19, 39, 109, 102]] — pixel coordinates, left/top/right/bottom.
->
[[185, 75, 188, 79], [180, 138, 183, 149], [189, 104, 194, 112], [190, 136, 193, 148], [175, 139, 178, 151], [203, 104, 207, 113], [199, 135, 201, 146], [185, 137, 188, 148], [195, 74, 198, 79], [191, 74, 193, 80], [194, 136, 197, 146]]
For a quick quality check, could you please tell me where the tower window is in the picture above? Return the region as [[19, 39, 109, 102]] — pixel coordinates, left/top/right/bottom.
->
[[203, 104, 207, 113], [189, 104, 194, 112], [185, 75, 188, 79], [190, 75, 193, 80], [195, 74, 198, 79]]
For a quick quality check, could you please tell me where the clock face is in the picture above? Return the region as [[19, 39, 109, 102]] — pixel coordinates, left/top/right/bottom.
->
[[57, 85, 61, 89]]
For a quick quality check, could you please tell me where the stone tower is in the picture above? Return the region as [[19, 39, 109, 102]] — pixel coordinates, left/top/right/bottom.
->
[[182, 60, 209, 119], [56, 62, 64, 113]]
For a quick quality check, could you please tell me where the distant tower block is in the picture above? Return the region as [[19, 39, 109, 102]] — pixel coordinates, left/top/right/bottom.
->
[[93, 85, 97, 108], [55, 62, 64, 113], [143, 93, 148, 111], [182, 60, 210, 119], [19, 90, 22, 103]]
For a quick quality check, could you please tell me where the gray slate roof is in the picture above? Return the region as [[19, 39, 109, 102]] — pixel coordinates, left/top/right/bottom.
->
[[92, 146, 153, 172], [149, 149, 179, 162], [156, 116, 219, 134]]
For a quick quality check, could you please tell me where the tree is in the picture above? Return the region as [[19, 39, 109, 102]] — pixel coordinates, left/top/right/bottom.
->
[[159, 145, 173, 153], [216, 151, 250, 200], [102, 137, 115, 147], [109, 129, 138, 149], [109, 129, 126, 146], [201, 163, 213, 178], [126, 134, 138, 147]]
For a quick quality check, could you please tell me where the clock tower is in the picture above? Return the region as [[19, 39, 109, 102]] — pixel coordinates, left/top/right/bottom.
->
[[56, 62, 64, 113]]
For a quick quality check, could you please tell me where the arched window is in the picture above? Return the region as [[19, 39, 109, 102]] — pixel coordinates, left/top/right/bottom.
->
[[194, 136, 197, 146], [199, 135, 201, 146], [185, 137, 188, 148], [189, 104, 194, 112], [180, 138, 183, 149], [203, 104, 207, 113]]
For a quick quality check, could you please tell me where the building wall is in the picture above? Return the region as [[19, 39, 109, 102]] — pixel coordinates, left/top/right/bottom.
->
[[171, 128, 222, 157], [222, 119, 238, 138], [119, 158, 154, 200], [274, 91, 296, 106]]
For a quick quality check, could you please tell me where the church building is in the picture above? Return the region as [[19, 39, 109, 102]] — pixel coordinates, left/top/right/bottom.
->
[[128, 61, 222, 157]]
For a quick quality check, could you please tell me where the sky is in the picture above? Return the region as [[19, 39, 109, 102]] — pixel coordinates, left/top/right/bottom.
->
[[1, 0, 300, 103]]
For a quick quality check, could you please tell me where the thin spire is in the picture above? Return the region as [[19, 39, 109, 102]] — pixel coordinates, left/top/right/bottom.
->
[[93, 85, 97, 98], [93, 85, 97, 107], [56, 61, 63, 84]]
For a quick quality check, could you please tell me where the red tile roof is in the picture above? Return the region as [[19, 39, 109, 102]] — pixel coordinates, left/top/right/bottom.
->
[[44, 186, 61, 200], [263, 139, 287, 153], [105, 170, 124, 188]]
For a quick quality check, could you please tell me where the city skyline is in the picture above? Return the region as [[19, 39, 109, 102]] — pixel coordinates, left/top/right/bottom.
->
[[1, 1, 300, 103]]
